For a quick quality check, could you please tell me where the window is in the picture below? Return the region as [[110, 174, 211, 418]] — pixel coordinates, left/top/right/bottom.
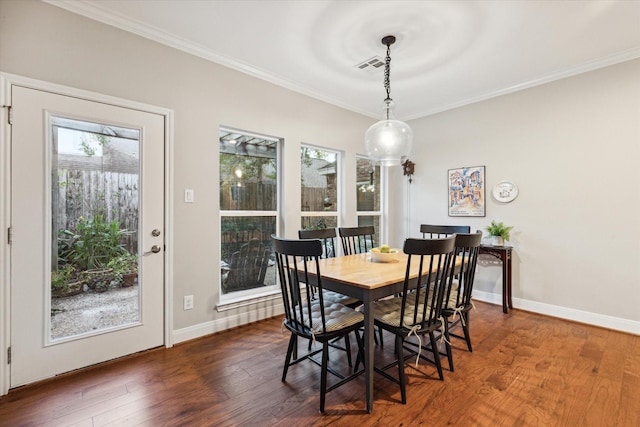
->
[[219, 128, 279, 300], [300, 146, 340, 231], [356, 156, 381, 247]]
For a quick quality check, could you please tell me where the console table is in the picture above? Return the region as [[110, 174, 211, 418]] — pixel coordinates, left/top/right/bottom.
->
[[479, 245, 513, 313]]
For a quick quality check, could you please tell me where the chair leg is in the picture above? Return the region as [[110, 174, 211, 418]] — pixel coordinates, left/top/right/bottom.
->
[[429, 331, 444, 380], [461, 312, 473, 352], [354, 329, 365, 372], [323, 334, 352, 366], [282, 333, 296, 382], [444, 320, 454, 372], [396, 334, 407, 404], [353, 329, 365, 373], [320, 341, 329, 413], [344, 334, 352, 367], [378, 325, 384, 346]]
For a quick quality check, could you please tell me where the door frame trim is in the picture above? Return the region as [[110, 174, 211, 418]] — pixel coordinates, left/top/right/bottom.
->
[[0, 72, 175, 395]]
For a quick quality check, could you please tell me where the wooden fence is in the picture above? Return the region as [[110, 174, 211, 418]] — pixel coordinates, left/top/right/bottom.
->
[[220, 182, 277, 211], [54, 169, 139, 253]]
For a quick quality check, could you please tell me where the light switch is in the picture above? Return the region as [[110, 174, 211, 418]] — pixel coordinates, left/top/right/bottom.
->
[[184, 189, 194, 203]]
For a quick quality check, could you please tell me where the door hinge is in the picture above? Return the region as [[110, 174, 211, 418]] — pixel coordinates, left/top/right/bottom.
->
[[7, 347, 10, 364], [4, 105, 12, 125], [7, 227, 11, 245]]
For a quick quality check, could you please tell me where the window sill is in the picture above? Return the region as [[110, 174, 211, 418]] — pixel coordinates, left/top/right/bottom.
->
[[215, 290, 281, 312]]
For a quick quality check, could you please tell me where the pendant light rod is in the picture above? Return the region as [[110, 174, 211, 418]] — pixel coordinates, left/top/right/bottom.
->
[[381, 35, 396, 109]]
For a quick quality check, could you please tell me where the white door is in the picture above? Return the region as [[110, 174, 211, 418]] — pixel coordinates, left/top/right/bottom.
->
[[10, 85, 165, 387]]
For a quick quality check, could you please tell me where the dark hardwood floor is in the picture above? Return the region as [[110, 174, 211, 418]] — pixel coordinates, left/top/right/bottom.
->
[[1, 301, 638, 426]]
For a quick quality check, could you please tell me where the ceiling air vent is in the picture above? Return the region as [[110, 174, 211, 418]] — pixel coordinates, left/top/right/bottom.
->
[[355, 56, 385, 73]]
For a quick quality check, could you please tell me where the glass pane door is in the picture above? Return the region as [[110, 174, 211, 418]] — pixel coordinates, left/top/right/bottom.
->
[[10, 84, 164, 388], [50, 117, 140, 340]]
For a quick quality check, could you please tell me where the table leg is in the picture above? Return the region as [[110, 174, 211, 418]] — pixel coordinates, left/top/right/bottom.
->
[[363, 298, 374, 413], [501, 252, 508, 313], [506, 253, 513, 309]]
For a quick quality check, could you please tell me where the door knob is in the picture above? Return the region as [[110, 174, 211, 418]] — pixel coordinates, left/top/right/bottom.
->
[[144, 245, 162, 255]]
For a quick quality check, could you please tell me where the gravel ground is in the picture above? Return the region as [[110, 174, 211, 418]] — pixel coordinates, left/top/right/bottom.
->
[[51, 285, 139, 340], [50, 266, 277, 340]]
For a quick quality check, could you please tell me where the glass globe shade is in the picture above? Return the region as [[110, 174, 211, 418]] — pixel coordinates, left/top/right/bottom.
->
[[365, 120, 412, 166], [365, 100, 413, 166]]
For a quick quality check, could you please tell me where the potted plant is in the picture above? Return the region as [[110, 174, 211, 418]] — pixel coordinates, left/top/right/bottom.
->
[[107, 252, 139, 287], [51, 264, 85, 297], [485, 220, 513, 246]]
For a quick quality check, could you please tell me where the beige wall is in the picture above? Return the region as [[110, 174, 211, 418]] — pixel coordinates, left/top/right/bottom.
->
[[399, 59, 640, 329], [0, 0, 373, 336], [1, 0, 638, 342]]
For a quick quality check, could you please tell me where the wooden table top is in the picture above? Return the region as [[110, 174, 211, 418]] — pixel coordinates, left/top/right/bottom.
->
[[315, 252, 441, 290]]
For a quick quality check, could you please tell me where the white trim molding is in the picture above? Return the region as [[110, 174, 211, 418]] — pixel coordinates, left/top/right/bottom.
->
[[0, 75, 12, 396], [473, 290, 640, 336], [174, 300, 284, 344]]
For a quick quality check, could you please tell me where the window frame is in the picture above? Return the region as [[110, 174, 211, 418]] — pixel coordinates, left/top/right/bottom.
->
[[300, 144, 341, 233], [218, 127, 282, 307], [356, 155, 385, 246]]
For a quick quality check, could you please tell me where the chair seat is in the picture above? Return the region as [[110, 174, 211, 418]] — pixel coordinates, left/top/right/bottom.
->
[[293, 301, 364, 334], [372, 297, 431, 329], [405, 280, 459, 309], [321, 290, 360, 308]]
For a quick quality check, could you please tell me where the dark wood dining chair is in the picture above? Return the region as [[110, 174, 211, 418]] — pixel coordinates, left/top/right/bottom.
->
[[272, 235, 364, 413], [441, 232, 482, 370], [298, 227, 360, 364], [368, 236, 456, 404], [299, 227, 337, 259], [337, 225, 386, 345], [338, 226, 375, 255], [298, 228, 361, 307], [420, 224, 470, 238]]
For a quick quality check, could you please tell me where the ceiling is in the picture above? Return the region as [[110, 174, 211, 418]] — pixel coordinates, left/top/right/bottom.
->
[[47, 0, 640, 120]]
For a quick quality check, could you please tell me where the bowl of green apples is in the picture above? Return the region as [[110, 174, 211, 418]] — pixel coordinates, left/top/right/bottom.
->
[[369, 244, 400, 263]]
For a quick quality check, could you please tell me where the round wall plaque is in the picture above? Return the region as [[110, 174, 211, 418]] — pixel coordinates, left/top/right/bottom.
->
[[492, 180, 519, 203]]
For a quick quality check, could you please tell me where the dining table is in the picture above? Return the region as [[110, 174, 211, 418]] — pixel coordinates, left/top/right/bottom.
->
[[304, 251, 461, 413]]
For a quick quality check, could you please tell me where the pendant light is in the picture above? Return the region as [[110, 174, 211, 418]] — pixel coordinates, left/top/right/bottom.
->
[[365, 35, 413, 167]]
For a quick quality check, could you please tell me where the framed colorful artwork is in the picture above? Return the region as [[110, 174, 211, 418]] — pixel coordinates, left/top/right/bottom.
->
[[448, 166, 485, 217]]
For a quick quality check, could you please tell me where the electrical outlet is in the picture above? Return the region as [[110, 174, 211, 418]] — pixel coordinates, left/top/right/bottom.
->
[[183, 295, 194, 310]]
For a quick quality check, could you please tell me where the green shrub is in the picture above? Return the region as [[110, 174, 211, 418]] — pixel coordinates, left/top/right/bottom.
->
[[60, 215, 128, 270], [107, 252, 138, 282]]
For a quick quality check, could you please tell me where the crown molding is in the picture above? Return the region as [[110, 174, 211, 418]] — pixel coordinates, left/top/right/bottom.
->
[[406, 47, 640, 120], [45, 1, 640, 121], [44, 0, 376, 118]]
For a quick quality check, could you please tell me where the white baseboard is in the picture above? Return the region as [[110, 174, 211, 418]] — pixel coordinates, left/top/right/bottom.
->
[[473, 290, 640, 335], [173, 292, 639, 346], [172, 300, 285, 344]]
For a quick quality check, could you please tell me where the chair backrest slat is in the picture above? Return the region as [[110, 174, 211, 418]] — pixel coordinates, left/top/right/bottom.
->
[[446, 232, 482, 311], [400, 236, 456, 329], [338, 226, 375, 255], [298, 228, 337, 259], [272, 235, 328, 334], [420, 224, 470, 239]]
